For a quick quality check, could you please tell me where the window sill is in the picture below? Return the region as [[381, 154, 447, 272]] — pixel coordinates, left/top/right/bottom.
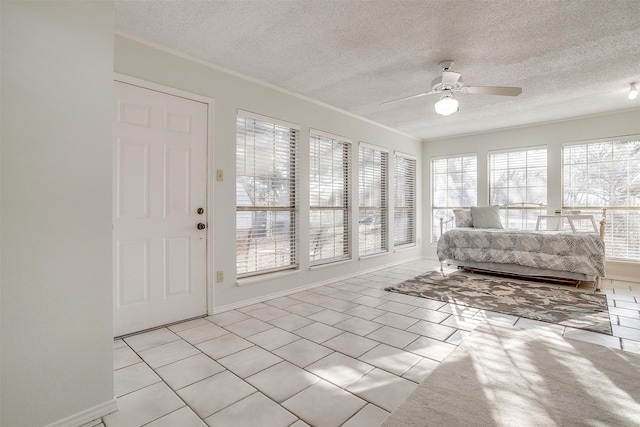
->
[[309, 258, 352, 271], [236, 268, 299, 287], [394, 244, 417, 252], [359, 251, 389, 261]]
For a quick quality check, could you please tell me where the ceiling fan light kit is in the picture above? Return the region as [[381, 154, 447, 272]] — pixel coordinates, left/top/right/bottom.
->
[[382, 60, 523, 116], [434, 93, 459, 116], [629, 83, 638, 100]]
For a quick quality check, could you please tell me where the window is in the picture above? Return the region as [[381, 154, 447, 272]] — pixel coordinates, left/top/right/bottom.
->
[[309, 131, 351, 265], [359, 143, 388, 256], [236, 112, 298, 277], [394, 153, 416, 247], [489, 147, 547, 229], [431, 155, 477, 243], [563, 138, 640, 260]]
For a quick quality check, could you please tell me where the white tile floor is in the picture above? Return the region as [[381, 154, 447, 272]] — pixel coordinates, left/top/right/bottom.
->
[[100, 259, 640, 427]]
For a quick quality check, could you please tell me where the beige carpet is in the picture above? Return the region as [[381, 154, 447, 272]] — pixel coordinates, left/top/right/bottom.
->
[[383, 324, 640, 426]]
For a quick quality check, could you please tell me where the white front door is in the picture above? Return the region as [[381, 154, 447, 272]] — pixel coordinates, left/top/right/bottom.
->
[[113, 80, 208, 337]]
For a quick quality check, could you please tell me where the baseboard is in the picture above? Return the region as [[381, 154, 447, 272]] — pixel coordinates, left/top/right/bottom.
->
[[603, 274, 639, 283], [605, 259, 640, 283], [46, 399, 118, 427], [213, 255, 424, 314], [214, 280, 327, 313]]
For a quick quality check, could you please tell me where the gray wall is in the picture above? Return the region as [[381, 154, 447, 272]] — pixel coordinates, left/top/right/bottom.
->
[[114, 35, 423, 310], [422, 109, 640, 279], [1, 2, 115, 425]]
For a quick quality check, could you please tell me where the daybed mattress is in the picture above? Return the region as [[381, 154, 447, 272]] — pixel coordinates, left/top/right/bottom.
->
[[437, 228, 605, 279]]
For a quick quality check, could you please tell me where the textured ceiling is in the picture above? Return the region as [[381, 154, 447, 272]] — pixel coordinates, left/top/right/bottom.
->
[[115, 0, 640, 140]]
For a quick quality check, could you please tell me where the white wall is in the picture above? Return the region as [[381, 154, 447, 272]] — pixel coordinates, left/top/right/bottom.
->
[[114, 35, 423, 310], [1, 2, 115, 425], [422, 109, 640, 279]]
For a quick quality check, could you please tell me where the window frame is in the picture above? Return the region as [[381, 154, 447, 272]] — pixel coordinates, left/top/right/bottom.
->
[[309, 129, 352, 266], [235, 110, 299, 278], [488, 145, 547, 230], [431, 153, 478, 243], [562, 136, 640, 261], [358, 142, 389, 257], [393, 151, 417, 248]]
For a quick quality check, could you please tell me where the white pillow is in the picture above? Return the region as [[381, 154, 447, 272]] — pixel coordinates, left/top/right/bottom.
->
[[453, 209, 473, 227], [470, 206, 503, 229]]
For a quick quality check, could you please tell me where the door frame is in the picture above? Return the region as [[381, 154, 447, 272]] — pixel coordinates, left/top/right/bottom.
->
[[113, 73, 216, 317]]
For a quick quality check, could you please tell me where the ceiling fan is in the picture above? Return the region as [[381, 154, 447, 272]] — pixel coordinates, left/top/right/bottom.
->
[[382, 60, 522, 116]]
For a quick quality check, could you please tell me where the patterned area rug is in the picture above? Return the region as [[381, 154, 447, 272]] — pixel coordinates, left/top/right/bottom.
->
[[385, 270, 611, 334]]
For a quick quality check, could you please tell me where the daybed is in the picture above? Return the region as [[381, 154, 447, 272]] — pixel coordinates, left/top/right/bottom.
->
[[437, 206, 606, 290]]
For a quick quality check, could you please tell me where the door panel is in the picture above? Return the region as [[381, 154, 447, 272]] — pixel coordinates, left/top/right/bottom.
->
[[117, 140, 149, 218], [117, 239, 150, 306], [164, 236, 191, 296], [165, 147, 191, 216], [113, 81, 208, 336]]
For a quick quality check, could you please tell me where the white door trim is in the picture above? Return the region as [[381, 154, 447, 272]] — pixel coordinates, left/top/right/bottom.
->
[[113, 73, 216, 316]]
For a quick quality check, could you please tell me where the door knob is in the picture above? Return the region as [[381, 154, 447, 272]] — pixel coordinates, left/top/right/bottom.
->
[[197, 223, 206, 230]]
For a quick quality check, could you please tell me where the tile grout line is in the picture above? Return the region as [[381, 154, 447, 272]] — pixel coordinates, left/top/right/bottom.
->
[[112, 339, 196, 426], [110, 261, 640, 426]]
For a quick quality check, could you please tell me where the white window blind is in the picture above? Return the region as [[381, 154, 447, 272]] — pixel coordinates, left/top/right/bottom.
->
[[394, 153, 416, 247], [563, 139, 640, 261], [431, 155, 477, 243], [489, 147, 547, 229], [359, 143, 388, 256], [309, 131, 351, 265], [236, 113, 298, 277]]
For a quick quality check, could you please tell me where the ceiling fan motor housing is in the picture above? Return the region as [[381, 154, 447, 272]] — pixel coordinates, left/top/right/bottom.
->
[[431, 76, 464, 92]]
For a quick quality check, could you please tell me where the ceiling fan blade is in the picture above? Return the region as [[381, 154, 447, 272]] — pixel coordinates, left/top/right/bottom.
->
[[463, 86, 522, 96], [442, 71, 462, 86], [381, 91, 432, 105]]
